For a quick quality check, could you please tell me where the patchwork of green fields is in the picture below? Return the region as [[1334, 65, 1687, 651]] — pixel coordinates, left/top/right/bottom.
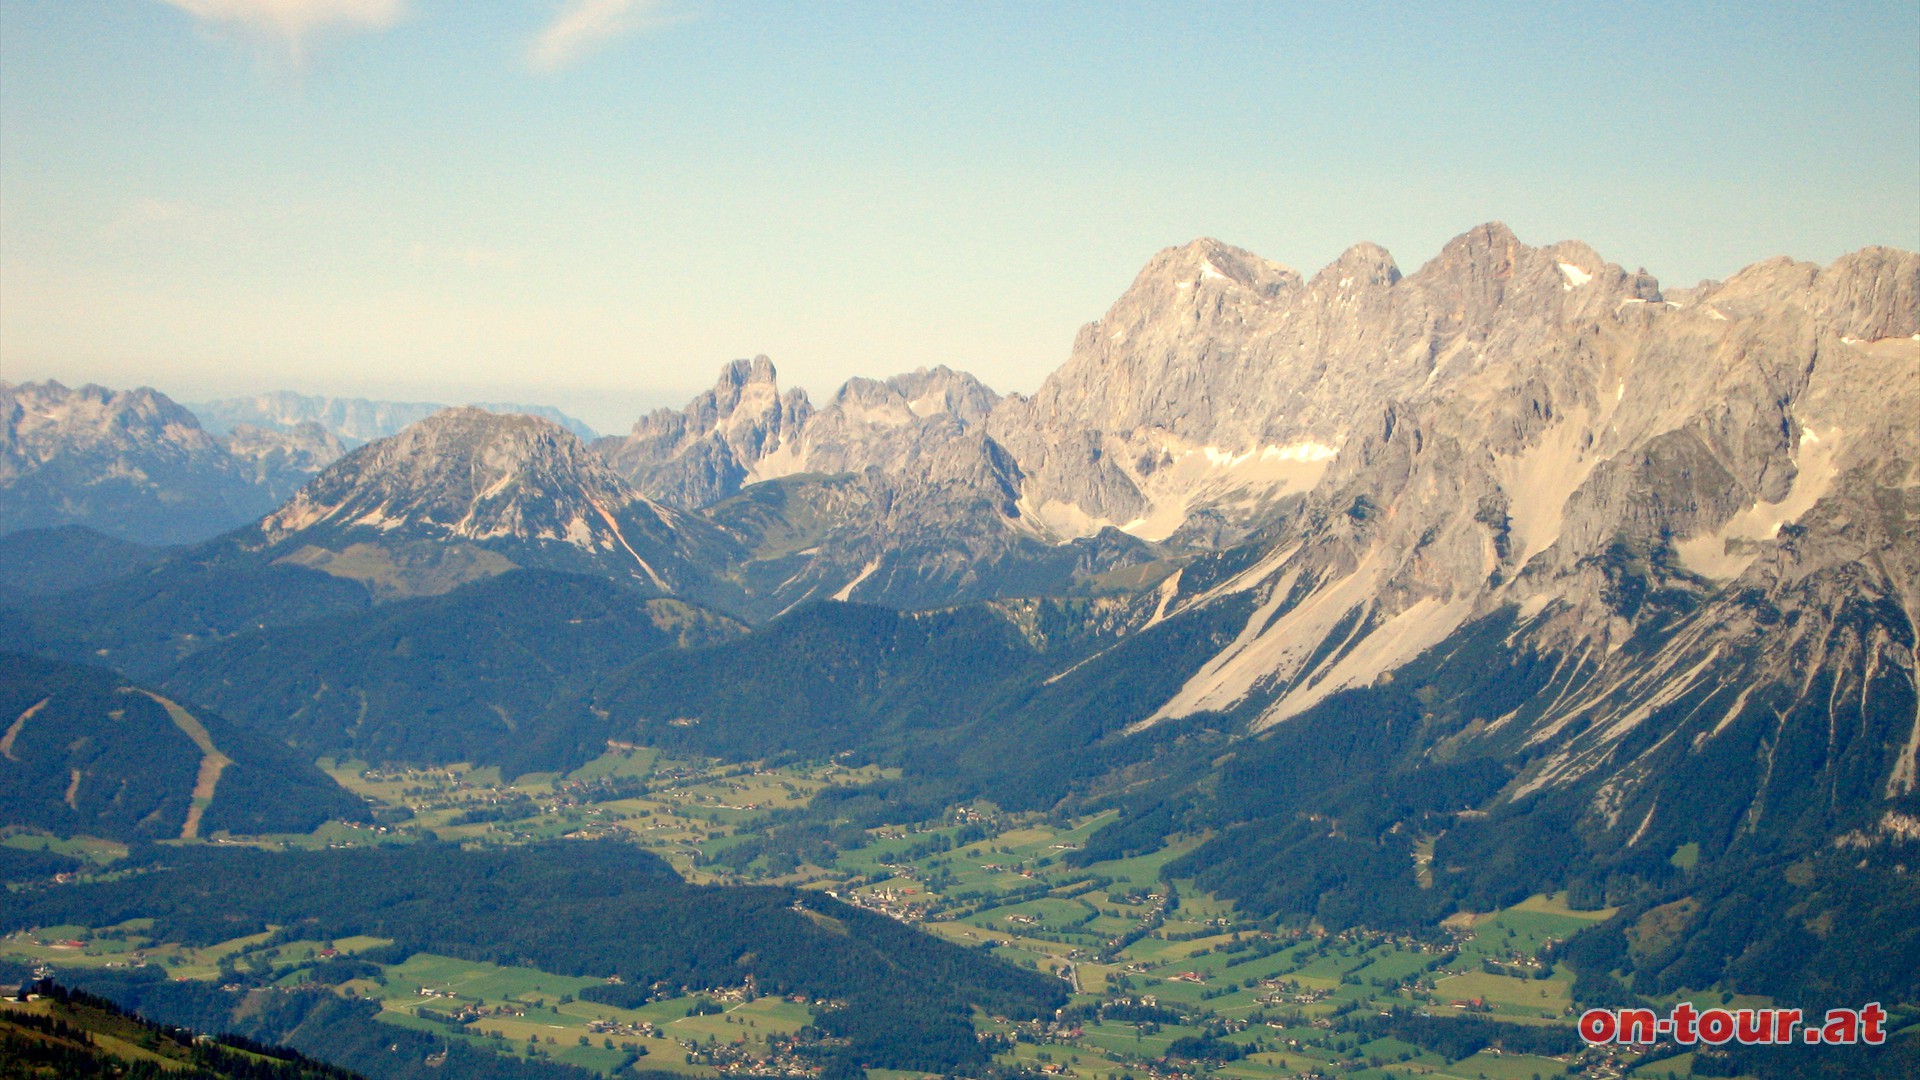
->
[[3, 749, 1712, 1078]]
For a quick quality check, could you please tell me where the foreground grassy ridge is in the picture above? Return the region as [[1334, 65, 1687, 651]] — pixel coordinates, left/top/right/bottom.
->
[[6, 746, 1894, 1078]]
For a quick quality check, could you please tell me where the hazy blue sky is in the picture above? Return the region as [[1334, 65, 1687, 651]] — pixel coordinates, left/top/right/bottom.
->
[[3, 1, 1916, 433]]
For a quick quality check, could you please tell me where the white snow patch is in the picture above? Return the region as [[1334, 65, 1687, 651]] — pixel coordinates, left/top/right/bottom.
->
[[1193, 441, 1336, 472], [1558, 262, 1592, 289], [1262, 441, 1338, 463], [1200, 260, 1229, 281], [1705, 306, 1728, 321]]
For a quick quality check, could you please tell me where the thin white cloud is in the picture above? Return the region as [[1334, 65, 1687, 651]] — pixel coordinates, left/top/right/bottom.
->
[[158, 0, 406, 64], [529, 0, 685, 73]]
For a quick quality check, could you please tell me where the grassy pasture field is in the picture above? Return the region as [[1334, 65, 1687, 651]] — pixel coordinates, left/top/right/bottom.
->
[[3, 747, 1699, 1078]]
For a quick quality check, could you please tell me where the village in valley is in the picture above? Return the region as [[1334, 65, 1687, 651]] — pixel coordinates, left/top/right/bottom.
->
[[3, 746, 1729, 1079]]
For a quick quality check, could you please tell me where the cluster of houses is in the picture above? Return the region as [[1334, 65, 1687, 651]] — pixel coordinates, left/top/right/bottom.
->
[[836, 884, 927, 922], [1256, 978, 1330, 1007], [585, 1017, 656, 1038]]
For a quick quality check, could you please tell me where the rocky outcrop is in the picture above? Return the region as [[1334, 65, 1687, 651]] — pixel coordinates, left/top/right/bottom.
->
[[260, 408, 733, 599], [1111, 227, 1919, 846], [595, 356, 1004, 510], [594, 356, 1129, 612], [596, 356, 813, 509], [985, 226, 1672, 546]]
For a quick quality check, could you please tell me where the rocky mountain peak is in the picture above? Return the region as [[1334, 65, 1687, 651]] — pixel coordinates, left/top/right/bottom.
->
[[2, 380, 278, 544], [598, 357, 1010, 513], [717, 354, 781, 389], [3, 380, 209, 453], [1309, 241, 1402, 290], [824, 366, 1000, 429], [189, 390, 598, 445], [1126, 237, 1301, 301], [263, 408, 648, 546], [222, 421, 347, 503], [598, 357, 811, 510], [1814, 245, 1920, 339]]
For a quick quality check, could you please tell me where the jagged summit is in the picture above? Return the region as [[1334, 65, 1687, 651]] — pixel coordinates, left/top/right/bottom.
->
[[717, 354, 780, 388], [265, 408, 641, 542], [1309, 240, 1401, 289], [597, 357, 1003, 512], [261, 408, 717, 597], [1139, 237, 1301, 296]]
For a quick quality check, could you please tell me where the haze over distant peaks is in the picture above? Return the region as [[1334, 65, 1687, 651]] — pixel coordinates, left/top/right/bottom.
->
[[190, 389, 598, 445], [4, 223, 1918, 1020], [1, 380, 284, 545]]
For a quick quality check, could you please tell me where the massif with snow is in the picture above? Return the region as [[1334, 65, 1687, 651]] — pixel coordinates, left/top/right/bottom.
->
[[589, 222, 1920, 858], [8, 222, 1918, 874]]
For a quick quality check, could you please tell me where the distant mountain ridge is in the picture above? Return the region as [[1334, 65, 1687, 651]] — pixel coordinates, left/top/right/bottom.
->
[[5, 222, 1917, 1008], [191, 389, 597, 444], [1, 383, 599, 546], [1, 380, 286, 545]]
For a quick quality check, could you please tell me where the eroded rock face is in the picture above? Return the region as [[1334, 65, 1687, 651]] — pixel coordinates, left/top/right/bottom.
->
[[593, 357, 1076, 612], [597, 356, 811, 510], [584, 226, 1916, 649], [1106, 229, 1920, 862], [261, 408, 728, 599], [595, 356, 1006, 510], [987, 225, 1675, 546]]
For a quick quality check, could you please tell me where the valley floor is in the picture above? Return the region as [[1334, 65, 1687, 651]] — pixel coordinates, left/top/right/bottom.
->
[[3, 747, 1911, 1080]]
